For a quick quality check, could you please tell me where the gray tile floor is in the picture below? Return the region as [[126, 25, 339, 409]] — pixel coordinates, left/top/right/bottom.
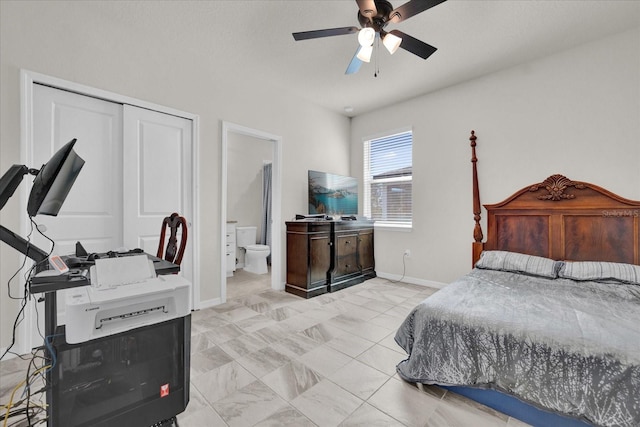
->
[[180, 272, 530, 427], [0, 270, 530, 426]]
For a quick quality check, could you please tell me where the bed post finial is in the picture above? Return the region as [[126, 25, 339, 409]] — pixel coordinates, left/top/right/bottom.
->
[[470, 130, 484, 266]]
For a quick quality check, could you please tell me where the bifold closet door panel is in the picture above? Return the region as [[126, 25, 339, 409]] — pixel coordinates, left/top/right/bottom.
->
[[122, 105, 194, 285], [32, 83, 124, 258]]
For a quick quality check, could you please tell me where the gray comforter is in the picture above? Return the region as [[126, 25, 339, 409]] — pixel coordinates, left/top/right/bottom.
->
[[394, 269, 640, 427]]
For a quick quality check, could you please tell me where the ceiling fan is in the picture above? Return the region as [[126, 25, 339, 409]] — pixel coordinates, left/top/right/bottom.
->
[[292, 0, 447, 74]]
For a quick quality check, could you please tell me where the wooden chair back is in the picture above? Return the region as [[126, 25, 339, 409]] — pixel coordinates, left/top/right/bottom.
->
[[157, 213, 188, 266]]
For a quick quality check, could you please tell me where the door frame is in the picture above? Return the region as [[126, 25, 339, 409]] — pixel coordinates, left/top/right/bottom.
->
[[221, 121, 283, 302], [18, 69, 201, 353]]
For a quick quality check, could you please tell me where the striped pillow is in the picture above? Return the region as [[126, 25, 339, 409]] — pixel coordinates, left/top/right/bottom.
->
[[559, 261, 640, 285], [475, 250, 560, 279]]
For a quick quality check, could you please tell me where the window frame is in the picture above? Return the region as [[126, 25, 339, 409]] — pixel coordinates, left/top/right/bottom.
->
[[363, 127, 413, 231]]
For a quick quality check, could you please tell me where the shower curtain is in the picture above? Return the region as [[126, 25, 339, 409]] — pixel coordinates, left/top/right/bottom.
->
[[260, 162, 272, 264]]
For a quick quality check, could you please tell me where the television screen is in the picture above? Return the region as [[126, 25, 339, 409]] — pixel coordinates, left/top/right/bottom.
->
[[308, 170, 358, 215], [27, 138, 85, 217]]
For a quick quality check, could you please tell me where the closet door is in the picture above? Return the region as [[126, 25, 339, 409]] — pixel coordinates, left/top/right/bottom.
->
[[31, 84, 124, 257], [122, 105, 194, 287], [22, 79, 197, 354], [29, 87, 194, 330], [30, 84, 123, 338]]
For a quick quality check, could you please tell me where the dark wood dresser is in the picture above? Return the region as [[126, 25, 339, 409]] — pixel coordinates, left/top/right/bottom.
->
[[285, 219, 375, 298]]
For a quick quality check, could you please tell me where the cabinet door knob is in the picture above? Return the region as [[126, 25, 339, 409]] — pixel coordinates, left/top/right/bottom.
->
[[345, 241, 350, 244]]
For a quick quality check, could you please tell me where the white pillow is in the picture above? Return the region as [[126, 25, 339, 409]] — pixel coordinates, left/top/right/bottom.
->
[[475, 250, 560, 279], [559, 261, 640, 285]]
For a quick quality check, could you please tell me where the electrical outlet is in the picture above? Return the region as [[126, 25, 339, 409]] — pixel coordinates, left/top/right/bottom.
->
[[404, 249, 411, 258]]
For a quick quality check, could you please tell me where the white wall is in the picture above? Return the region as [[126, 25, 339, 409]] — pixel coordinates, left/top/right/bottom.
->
[[0, 1, 351, 351], [2, 1, 637, 353], [351, 28, 640, 285]]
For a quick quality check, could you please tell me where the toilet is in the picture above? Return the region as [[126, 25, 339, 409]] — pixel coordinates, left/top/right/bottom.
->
[[236, 226, 270, 274]]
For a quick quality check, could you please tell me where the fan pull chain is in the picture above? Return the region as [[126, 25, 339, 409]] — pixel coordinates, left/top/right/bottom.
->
[[374, 35, 380, 78]]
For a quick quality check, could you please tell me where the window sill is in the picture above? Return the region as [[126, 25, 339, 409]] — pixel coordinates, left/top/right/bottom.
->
[[373, 222, 412, 232]]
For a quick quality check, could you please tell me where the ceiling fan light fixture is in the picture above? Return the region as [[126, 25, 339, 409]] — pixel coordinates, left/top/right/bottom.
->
[[358, 27, 375, 47], [356, 44, 373, 62], [383, 32, 402, 54], [291, 0, 446, 74]]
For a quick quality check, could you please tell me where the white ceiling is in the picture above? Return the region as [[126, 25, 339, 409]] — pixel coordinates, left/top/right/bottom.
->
[[101, 0, 640, 117]]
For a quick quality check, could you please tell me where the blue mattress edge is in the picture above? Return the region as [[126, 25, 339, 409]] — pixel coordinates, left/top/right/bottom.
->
[[442, 385, 594, 427]]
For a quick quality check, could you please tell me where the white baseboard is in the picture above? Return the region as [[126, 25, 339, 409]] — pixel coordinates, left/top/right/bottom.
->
[[375, 272, 447, 289], [196, 297, 222, 310]]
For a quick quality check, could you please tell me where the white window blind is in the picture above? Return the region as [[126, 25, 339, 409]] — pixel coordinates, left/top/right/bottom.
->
[[363, 130, 412, 225]]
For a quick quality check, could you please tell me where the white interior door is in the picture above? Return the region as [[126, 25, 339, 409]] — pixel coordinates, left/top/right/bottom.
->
[[31, 84, 124, 257], [30, 84, 123, 337], [122, 105, 194, 297], [23, 82, 196, 352]]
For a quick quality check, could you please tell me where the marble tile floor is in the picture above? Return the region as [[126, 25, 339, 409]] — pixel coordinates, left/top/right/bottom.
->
[[180, 277, 531, 427], [226, 266, 272, 300], [0, 275, 531, 427]]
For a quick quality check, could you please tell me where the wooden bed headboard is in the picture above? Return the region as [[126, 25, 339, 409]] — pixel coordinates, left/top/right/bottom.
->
[[470, 131, 640, 267]]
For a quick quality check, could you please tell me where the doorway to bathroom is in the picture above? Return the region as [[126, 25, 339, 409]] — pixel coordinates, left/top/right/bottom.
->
[[221, 122, 282, 302]]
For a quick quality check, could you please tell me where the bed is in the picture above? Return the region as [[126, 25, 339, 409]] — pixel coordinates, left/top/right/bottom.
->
[[394, 131, 640, 427]]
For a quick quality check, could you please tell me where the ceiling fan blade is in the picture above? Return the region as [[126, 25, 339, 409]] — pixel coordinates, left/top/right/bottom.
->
[[388, 0, 447, 24], [356, 0, 377, 19], [345, 46, 364, 74], [293, 27, 359, 41], [390, 30, 437, 60]]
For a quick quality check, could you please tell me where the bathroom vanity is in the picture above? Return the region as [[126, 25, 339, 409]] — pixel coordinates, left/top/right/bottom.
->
[[225, 221, 236, 277], [285, 219, 375, 298]]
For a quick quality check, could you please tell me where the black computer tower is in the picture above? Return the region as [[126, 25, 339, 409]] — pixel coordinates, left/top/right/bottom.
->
[[50, 315, 190, 427]]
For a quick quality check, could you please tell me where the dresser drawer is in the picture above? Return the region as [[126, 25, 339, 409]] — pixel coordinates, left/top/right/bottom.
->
[[335, 233, 357, 256]]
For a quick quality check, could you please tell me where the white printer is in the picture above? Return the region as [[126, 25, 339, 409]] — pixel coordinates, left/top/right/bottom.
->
[[64, 255, 190, 344]]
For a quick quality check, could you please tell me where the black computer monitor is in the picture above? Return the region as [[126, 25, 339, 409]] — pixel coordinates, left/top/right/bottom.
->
[[27, 138, 85, 217], [0, 138, 84, 262]]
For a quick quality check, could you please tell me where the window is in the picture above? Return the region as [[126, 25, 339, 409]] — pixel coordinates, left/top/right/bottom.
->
[[363, 129, 412, 227]]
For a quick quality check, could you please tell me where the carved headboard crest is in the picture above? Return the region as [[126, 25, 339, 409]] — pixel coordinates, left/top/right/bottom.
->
[[528, 174, 586, 201]]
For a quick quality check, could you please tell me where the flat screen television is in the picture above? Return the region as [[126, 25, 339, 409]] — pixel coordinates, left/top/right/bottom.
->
[[308, 170, 358, 215]]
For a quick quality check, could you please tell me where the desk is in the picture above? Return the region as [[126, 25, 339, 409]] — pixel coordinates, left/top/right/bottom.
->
[[30, 253, 179, 293], [29, 252, 187, 427]]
